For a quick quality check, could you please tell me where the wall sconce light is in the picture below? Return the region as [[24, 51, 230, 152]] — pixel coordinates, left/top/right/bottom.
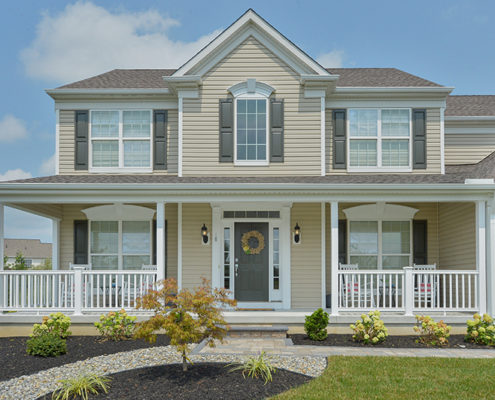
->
[[201, 224, 209, 244], [293, 222, 301, 244]]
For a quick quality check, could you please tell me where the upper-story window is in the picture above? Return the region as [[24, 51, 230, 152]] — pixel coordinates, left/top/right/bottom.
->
[[235, 97, 268, 164], [90, 110, 152, 171], [348, 109, 411, 171]]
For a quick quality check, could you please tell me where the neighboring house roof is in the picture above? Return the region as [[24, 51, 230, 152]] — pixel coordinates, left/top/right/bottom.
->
[[446, 95, 495, 116], [4, 239, 52, 259], [6, 153, 495, 184], [56, 67, 442, 90]]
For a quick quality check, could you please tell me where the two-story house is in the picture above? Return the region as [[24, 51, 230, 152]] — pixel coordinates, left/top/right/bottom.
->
[[1, 10, 495, 325]]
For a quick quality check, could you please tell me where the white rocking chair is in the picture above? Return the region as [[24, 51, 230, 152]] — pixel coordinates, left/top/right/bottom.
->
[[339, 263, 376, 308]]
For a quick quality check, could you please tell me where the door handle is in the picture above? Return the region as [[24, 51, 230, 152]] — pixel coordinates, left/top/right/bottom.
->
[[235, 264, 239, 277]]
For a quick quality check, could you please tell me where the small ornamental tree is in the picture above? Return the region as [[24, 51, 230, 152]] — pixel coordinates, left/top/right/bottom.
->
[[134, 278, 236, 371]]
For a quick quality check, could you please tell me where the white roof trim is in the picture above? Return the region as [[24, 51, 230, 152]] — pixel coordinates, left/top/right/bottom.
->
[[82, 203, 155, 221], [343, 203, 419, 220], [228, 80, 274, 97], [172, 9, 331, 78]]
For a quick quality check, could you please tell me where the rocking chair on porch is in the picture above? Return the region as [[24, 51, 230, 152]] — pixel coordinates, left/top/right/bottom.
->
[[339, 263, 376, 308], [413, 263, 437, 307]]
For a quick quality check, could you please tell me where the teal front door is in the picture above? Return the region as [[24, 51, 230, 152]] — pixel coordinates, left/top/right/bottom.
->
[[234, 222, 269, 302]]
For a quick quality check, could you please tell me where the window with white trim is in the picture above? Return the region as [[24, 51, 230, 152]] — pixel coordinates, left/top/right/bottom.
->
[[90, 110, 152, 170], [348, 109, 411, 170], [349, 220, 411, 270], [235, 98, 268, 163], [90, 220, 151, 270]]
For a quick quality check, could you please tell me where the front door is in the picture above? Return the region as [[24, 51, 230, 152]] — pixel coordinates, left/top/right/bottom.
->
[[234, 222, 269, 302]]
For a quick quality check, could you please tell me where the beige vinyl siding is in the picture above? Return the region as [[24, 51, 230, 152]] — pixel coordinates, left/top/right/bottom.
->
[[326, 202, 440, 292], [182, 36, 322, 176], [58, 109, 178, 175], [60, 205, 88, 270], [165, 203, 178, 279], [438, 202, 476, 270], [291, 203, 321, 309], [326, 108, 442, 174], [181, 203, 211, 289], [445, 121, 495, 165]]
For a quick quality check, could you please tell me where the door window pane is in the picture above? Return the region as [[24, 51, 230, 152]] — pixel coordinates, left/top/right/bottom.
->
[[382, 109, 409, 137], [123, 221, 150, 254], [124, 140, 150, 167], [91, 111, 119, 137], [349, 109, 378, 137], [349, 140, 377, 167], [123, 111, 151, 137], [382, 140, 409, 167], [92, 141, 119, 167], [273, 228, 280, 290], [91, 221, 118, 254]]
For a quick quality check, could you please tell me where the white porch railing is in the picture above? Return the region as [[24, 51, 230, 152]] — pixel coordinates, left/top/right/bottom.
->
[[337, 268, 479, 314], [0, 269, 157, 314]]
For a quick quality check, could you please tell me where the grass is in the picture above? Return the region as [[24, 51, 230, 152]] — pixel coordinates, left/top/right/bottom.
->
[[271, 356, 495, 400]]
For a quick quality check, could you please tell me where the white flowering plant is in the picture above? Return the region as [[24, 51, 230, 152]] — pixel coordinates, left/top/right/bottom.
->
[[350, 310, 388, 345], [465, 313, 495, 346], [32, 312, 72, 339]]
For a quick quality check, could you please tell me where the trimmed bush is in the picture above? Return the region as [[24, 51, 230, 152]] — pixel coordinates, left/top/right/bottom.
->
[[304, 308, 329, 341], [32, 312, 72, 339], [414, 315, 451, 346], [95, 309, 137, 341], [350, 310, 388, 344], [466, 313, 495, 346], [26, 333, 67, 357]]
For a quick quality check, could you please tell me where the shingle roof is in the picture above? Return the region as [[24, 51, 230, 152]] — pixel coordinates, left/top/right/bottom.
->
[[446, 95, 495, 117], [4, 239, 52, 259], [5, 153, 495, 185], [327, 68, 442, 87], [57, 69, 175, 89], [56, 68, 442, 90]]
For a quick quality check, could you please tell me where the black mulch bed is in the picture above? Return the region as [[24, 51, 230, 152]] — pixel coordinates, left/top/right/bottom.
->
[[0, 335, 170, 382], [290, 333, 495, 349], [38, 363, 311, 400]]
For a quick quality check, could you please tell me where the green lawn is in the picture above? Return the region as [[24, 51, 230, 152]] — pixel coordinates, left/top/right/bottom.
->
[[272, 356, 495, 400]]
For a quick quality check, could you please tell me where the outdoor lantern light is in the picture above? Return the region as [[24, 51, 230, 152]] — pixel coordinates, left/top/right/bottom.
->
[[294, 223, 301, 244], [201, 224, 209, 244]]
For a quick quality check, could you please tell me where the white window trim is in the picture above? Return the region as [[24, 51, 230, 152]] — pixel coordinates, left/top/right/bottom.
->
[[88, 220, 153, 271], [234, 93, 270, 166], [89, 109, 153, 173], [347, 108, 412, 172]]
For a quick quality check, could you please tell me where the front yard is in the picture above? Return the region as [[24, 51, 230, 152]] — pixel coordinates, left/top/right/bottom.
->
[[272, 356, 495, 400]]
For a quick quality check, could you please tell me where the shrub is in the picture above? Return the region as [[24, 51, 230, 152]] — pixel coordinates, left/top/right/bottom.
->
[[465, 313, 495, 346], [94, 309, 137, 341], [52, 372, 111, 400], [414, 315, 451, 346], [135, 278, 237, 371], [229, 351, 276, 385], [350, 310, 388, 344], [32, 312, 72, 339], [304, 308, 329, 341], [26, 333, 66, 357]]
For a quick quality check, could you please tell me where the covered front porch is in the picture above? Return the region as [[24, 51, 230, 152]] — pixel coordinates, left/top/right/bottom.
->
[[0, 182, 494, 321]]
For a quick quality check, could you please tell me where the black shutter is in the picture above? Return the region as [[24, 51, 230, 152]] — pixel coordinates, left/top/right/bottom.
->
[[74, 111, 89, 170], [153, 110, 168, 170], [338, 220, 347, 264], [270, 99, 284, 162], [413, 220, 428, 264], [219, 98, 234, 162], [73, 220, 88, 264], [413, 109, 427, 169], [333, 110, 346, 169]]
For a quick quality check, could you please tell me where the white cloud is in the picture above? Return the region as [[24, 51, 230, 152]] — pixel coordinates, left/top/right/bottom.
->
[[0, 169, 32, 182], [317, 50, 345, 68], [0, 115, 28, 143], [21, 2, 222, 83], [39, 154, 55, 176]]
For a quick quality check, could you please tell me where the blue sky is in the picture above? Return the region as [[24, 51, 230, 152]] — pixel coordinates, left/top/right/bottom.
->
[[0, 0, 494, 242]]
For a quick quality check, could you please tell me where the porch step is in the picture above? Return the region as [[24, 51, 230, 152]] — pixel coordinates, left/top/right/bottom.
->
[[227, 325, 288, 339]]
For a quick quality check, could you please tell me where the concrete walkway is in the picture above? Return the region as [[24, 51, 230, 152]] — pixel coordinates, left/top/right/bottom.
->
[[196, 338, 495, 359]]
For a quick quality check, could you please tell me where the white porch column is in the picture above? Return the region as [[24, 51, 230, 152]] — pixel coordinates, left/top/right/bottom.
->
[[476, 200, 487, 315], [51, 219, 60, 270], [321, 202, 326, 309], [156, 202, 166, 282], [489, 201, 495, 315], [0, 204, 4, 270], [177, 203, 183, 290], [330, 201, 339, 316]]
